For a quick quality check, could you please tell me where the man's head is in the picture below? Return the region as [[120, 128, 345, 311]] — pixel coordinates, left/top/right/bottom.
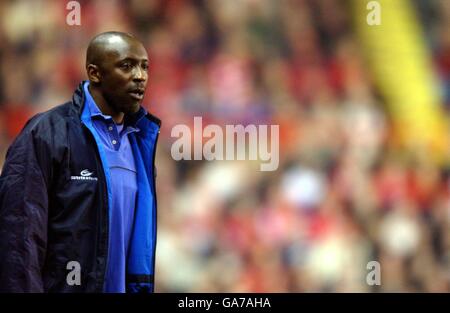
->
[[86, 31, 149, 117]]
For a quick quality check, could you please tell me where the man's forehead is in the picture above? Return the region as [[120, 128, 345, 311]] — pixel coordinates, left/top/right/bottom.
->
[[102, 36, 148, 60]]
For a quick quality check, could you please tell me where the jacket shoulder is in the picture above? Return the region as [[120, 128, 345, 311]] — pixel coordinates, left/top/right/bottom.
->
[[22, 102, 75, 135]]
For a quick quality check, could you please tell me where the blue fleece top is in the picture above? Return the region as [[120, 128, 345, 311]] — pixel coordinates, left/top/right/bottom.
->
[[83, 81, 147, 292]]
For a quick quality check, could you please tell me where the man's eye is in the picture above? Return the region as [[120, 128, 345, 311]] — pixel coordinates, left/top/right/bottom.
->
[[121, 63, 132, 69], [142, 64, 149, 71]]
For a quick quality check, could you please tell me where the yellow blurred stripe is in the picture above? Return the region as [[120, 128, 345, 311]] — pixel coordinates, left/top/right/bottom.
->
[[352, 0, 449, 163]]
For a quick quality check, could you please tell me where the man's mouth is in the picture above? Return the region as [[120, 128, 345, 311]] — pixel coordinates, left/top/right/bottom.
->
[[128, 89, 145, 100]]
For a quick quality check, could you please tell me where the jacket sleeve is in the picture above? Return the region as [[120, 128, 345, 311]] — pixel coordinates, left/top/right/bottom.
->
[[0, 119, 51, 292]]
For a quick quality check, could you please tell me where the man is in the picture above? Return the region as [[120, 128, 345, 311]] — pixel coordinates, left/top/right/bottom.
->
[[0, 31, 161, 293]]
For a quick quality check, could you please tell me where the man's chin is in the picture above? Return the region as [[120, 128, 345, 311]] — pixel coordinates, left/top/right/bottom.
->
[[123, 102, 141, 114]]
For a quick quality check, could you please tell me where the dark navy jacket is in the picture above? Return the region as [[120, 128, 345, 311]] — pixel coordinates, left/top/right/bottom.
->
[[0, 82, 161, 292]]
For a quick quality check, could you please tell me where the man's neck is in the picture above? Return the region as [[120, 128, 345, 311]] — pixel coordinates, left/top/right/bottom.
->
[[88, 84, 125, 124]]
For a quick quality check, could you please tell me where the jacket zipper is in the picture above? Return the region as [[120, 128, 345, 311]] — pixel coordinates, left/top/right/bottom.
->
[[80, 122, 110, 292], [150, 128, 160, 291]]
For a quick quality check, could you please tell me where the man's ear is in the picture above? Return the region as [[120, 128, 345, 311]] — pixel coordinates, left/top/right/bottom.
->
[[86, 64, 101, 84]]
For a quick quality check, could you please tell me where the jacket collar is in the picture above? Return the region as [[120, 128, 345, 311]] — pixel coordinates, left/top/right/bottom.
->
[[71, 80, 161, 128]]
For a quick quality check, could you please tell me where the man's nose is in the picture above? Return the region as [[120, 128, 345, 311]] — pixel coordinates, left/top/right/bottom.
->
[[133, 67, 146, 81]]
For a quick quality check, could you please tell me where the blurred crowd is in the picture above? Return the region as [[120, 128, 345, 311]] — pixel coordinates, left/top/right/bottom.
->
[[0, 0, 449, 292]]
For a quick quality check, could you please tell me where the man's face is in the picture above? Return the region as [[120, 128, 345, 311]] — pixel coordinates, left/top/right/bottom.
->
[[97, 37, 149, 115]]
